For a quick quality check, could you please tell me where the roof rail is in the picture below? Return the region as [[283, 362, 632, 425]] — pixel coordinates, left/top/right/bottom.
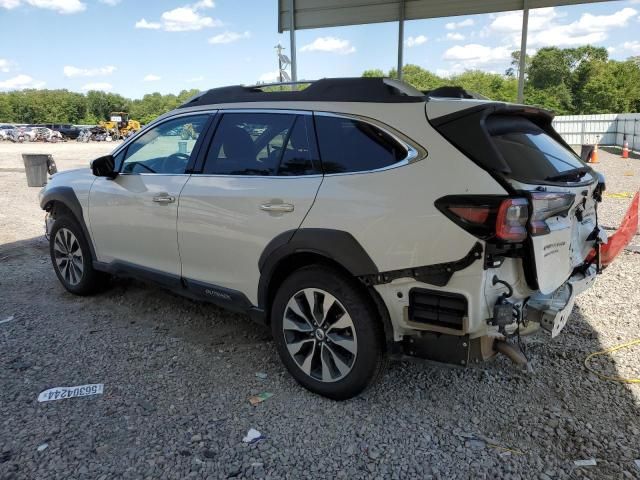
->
[[178, 77, 426, 108]]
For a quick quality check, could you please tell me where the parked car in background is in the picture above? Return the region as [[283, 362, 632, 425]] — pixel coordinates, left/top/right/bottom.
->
[[7, 128, 27, 143], [30, 123, 80, 140], [0, 125, 13, 141], [40, 77, 618, 399]]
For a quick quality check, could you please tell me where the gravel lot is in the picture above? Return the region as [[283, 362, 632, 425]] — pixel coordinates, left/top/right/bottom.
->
[[1, 142, 639, 480]]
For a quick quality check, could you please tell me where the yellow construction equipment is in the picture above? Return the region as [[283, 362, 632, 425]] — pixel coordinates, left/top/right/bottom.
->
[[99, 112, 141, 140]]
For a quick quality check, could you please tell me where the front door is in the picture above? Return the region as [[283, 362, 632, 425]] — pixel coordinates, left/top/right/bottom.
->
[[178, 111, 323, 304], [88, 114, 210, 277]]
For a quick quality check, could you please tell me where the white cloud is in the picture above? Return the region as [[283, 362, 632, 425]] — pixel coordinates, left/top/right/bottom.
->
[[445, 18, 474, 30], [405, 35, 427, 47], [136, 0, 221, 32], [135, 18, 161, 29], [621, 40, 640, 53], [489, 7, 637, 48], [446, 32, 465, 41], [0, 58, 11, 72], [442, 43, 512, 72], [187, 75, 205, 82], [0, 0, 21, 9], [63, 65, 116, 77], [300, 36, 355, 54], [208, 30, 250, 44], [143, 74, 161, 81], [81, 82, 113, 91], [99, 0, 120, 5], [2, 0, 86, 13], [0, 74, 45, 90], [258, 71, 280, 82], [489, 8, 560, 33]]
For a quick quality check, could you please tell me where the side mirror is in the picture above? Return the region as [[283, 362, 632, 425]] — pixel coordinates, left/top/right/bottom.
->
[[91, 155, 117, 178]]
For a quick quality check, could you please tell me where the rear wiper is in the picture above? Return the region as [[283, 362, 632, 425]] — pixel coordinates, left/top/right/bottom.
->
[[546, 167, 591, 182]]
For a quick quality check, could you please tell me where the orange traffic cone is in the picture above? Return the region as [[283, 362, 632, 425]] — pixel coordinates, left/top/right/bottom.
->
[[590, 142, 599, 164], [622, 139, 630, 159]]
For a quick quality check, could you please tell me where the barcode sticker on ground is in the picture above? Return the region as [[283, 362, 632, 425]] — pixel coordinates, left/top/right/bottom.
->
[[37, 384, 104, 402]]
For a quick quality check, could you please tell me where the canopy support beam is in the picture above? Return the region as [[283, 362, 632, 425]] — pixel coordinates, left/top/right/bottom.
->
[[397, 0, 405, 80], [517, 0, 529, 103], [289, 0, 298, 81]]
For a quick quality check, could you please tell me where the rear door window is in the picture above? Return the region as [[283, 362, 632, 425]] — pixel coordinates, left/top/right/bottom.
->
[[202, 112, 319, 176], [314, 115, 406, 174], [488, 115, 590, 183]]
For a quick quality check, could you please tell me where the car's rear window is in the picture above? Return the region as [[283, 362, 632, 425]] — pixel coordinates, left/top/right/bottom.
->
[[487, 115, 587, 183]]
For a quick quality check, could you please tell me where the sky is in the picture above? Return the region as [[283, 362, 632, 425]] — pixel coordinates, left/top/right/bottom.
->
[[0, 0, 639, 98]]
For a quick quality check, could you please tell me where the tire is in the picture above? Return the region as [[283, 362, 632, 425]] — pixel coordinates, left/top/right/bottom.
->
[[271, 265, 387, 400], [49, 215, 108, 295]]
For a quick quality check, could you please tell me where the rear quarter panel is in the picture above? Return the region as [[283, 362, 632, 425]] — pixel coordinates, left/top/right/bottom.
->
[[301, 103, 507, 272]]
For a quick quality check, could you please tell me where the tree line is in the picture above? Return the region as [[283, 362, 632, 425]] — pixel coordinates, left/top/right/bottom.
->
[[1, 46, 638, 125], [364, 46, 640, 115], [0, 88, 200, 125]]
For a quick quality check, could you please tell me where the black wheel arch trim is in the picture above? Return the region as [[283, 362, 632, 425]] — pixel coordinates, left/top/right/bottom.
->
[[40, 186, 97, 261], [257, 228, 379, 310]]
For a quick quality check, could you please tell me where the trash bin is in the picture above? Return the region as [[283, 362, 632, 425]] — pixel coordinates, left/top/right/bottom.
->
[[22, 154, 55, 187], [178, 141, 188, 154], [580, 144, 594, 163]]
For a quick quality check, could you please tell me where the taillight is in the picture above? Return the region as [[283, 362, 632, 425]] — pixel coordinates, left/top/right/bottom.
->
[[435, 195, 529, 243], [529, 192, 575, 236], [496, 198, 528, 241]]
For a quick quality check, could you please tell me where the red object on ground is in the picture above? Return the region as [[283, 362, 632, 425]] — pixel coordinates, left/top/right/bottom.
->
[[589, 192, 639, 267]]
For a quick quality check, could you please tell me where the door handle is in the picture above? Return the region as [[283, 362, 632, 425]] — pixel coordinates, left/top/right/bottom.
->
[[260, 202, 294, 213], [152, 194, 176, 204]]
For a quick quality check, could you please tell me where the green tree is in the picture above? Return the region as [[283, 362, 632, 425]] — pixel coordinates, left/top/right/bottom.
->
[[362, 69, 385, 77]]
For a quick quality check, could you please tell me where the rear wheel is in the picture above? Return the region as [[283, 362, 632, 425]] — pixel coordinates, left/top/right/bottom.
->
[[49, 215, 109, 295], [271, 265, 387, 399]]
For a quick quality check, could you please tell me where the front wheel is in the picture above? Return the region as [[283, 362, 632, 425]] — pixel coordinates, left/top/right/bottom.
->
[[271, 265, 387, 400], [49, 215, 109, 295]]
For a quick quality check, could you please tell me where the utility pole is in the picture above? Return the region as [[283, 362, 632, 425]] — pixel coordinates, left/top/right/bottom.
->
[[275, 43, 285, 83]]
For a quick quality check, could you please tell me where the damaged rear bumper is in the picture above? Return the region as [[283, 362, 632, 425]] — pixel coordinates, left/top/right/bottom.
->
[[526, 264, 597, 337]]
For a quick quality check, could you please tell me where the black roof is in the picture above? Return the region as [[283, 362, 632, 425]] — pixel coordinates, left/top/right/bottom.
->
[[179, 77, 427, 108]]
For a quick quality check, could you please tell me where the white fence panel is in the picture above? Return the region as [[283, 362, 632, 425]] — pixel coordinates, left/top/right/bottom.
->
[[553, 113, 640, 151]]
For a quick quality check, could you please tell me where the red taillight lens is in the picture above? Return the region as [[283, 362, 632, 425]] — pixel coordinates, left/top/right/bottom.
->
[[447, 206, 491, 224], [436, 195, 530, 243], [496, 198, 528, 242], [529, 192, 575, 236]]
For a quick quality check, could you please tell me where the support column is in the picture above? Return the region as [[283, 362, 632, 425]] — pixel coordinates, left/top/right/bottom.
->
[[397, 0, 405, 80], [517, 0, 529, 103], [289, 0, 297, 81]]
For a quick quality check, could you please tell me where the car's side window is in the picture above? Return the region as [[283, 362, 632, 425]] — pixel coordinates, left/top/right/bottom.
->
[[314, 115, 406, 174], [119, 115, 208, 174], [202, 112, 318, 176]]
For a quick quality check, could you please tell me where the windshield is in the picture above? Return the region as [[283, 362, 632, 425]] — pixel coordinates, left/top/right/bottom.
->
[[487, 115, 591, 184]]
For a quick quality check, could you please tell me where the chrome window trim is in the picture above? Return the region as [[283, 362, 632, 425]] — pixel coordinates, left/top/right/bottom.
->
[[115, 107, 428, 178], [186, 173, 324, 179], [313, 111, 428, 177]]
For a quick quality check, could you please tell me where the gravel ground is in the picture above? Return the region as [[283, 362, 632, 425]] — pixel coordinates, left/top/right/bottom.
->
[[1, 142, 639, 480]]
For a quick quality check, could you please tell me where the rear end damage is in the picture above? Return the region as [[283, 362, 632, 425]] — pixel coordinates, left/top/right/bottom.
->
[[410, 99, 637, 368]]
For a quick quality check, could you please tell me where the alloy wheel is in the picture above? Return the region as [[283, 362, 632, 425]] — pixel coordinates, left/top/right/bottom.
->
[[282, 288, 358, 382], [53, 228, 84, 286]]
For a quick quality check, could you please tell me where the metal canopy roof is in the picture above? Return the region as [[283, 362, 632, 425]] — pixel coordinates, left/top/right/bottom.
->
[[278, 0, 608, 32], [276, 0, 612, 102]]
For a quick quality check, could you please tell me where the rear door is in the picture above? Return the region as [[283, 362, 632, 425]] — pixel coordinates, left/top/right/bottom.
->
[[177, 110, 322, 304]]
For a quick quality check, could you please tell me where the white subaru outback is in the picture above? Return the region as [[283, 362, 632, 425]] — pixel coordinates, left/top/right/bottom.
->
[[40, 78, 607, 399]]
